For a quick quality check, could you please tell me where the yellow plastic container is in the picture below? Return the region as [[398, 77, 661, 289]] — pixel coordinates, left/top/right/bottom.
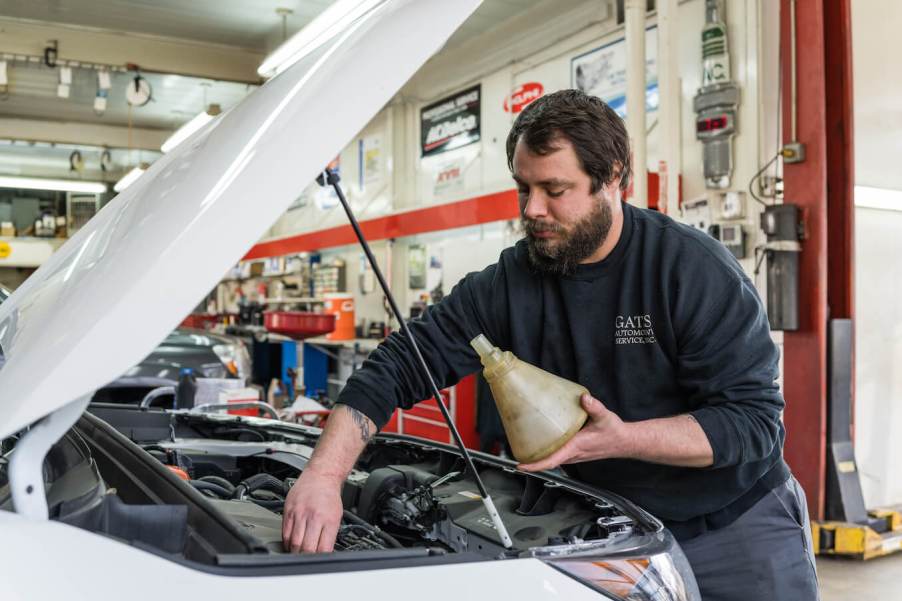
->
[[470, 334, 589, 464]]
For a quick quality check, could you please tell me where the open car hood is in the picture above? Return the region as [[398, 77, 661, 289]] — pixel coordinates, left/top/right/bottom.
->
[[0, 0, 481, 439]]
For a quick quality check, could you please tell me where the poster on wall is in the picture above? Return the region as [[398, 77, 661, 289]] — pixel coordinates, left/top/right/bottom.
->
[[358, 135, 383, 191], [432, 156, 468, 197], [420, 84, 481, 157], [570, 26, 658, 118], [408, 244, 427, 289]]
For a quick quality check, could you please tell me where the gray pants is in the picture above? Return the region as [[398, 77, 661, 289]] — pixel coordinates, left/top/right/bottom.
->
[[679, 477, 820, 601]]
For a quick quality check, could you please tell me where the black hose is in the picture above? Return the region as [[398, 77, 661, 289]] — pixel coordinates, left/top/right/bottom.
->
[[233, 473, 286, 499], [250, 489, 283, 502], [198, 475, 236, 495], [247, 498, 285, 511], [189, 480, 233, 499], [342, 510, 403, 549]]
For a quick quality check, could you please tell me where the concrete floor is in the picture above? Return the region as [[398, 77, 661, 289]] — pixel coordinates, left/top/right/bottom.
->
[[817, 554, 902, 600]]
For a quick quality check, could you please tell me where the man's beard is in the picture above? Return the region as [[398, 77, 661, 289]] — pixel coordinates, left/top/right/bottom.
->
[[522, 200, 613, 276]]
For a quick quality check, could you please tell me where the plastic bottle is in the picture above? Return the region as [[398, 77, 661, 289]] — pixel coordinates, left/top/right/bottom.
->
[[175, 367, 197, 410], [470, 334, 589, 464]]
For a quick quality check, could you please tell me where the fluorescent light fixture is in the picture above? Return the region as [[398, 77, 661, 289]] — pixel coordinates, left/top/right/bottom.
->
[[257, 0, 382, 78], [161, 104, 221, 153], [113, 165, 147, 193], [0, 175, 106, 194], [855, 185, 902, 212]]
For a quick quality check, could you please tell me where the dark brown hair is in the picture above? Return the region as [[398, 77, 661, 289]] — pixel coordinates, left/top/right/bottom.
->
[[506, 89, 631, 193]]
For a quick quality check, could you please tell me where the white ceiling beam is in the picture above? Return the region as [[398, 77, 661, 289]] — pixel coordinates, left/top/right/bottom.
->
[[0, 17, 264, 84], [0, 117, 167, 151]]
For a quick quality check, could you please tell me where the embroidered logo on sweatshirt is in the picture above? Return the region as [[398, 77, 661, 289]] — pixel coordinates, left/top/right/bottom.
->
[[615, 314, 657, 345]]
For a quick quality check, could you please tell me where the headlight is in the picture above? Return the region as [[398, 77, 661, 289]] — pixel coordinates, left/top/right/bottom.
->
[[535, 527, 700, 601], [213, 343, 251, 381], [549, 552, 694, 600]]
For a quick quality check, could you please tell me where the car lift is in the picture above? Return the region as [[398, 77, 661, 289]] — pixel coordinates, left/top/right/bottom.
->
[[811, 319, 902, 560]]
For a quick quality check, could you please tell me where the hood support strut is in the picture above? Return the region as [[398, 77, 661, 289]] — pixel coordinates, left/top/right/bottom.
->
[[320, 168, 514, 549], [10, 395, 91, 519]]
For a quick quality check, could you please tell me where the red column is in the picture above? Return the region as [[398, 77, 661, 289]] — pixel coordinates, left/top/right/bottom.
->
[[780, 0, 828, 520], [823, 0, 855, 440], [780, 0, 855, 521]]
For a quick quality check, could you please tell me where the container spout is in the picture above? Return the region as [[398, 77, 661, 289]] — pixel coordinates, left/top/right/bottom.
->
[[470, 334, 502, 368]]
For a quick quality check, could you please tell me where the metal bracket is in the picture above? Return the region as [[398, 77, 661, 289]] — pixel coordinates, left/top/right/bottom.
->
[[9, 395, 91, 520], [190, 401, 279, 420], [139, 386, 176, 408]]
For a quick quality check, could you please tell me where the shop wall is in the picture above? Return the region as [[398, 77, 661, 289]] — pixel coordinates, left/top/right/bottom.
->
[[851, 0, 902, 508], [394, 221, 519, 309], [251, 0, 780, 346], [317, 240, 394, 329], [262, 0, 776, 290], [266, 108, 395, 239], [853, 206, 902, 508]]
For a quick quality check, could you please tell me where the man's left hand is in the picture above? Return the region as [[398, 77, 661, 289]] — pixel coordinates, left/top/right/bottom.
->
[[518, 393, 632, 472]]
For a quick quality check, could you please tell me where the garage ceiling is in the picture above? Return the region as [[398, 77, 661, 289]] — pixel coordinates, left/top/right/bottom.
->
[[2, 61, 255, 130], [0, 0, 550, 180], [0, 0, 548, 57], [0, 0, 332, 51]]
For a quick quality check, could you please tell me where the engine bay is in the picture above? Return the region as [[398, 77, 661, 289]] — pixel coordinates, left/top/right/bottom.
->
[[149, 438, 637, 557], [126, 409, 647, 559], [5, 405, 654, 567]]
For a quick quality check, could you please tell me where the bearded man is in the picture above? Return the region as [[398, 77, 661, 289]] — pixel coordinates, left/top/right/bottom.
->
[[282, 89, 820, 601]]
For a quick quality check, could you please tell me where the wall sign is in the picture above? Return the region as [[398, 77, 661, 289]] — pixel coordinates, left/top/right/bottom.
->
[[571, 26, 658, 118], [408, 244, 427, 289], [420, 85, 481, 157], [358, 135, 383, 191], [503, 82, 544, 113], [433, 157, 466, 196]]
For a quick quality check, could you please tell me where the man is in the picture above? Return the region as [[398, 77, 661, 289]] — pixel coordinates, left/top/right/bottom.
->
[[283, 89, 819, 600]]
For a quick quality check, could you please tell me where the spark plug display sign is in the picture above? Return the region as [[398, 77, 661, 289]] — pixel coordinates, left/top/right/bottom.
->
[[420, 85, 481, 157]]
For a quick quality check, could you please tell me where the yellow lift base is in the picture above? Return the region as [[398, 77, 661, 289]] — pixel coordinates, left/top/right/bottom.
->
[[813, 508, 902, 560]]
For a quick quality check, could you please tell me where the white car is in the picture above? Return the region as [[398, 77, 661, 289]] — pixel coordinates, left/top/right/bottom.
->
[[0, 1, 699, 599]]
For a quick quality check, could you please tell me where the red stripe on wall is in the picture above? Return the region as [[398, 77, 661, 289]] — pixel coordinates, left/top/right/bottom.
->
[[244, 171, 670, 260], [243, 189, 520, 260]]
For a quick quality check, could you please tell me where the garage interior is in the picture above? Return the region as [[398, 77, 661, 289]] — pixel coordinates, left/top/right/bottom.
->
[[0, 0, 898, 598]]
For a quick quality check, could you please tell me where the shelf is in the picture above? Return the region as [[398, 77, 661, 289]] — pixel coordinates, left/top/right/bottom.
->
[[263, 297, 324, 304], [220, 272, 304, 283]]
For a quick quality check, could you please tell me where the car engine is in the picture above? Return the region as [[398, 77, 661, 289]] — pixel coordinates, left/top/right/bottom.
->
[[133, 412, 644, 558]]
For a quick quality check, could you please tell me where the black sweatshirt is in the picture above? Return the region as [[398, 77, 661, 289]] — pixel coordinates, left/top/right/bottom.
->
[[339, 202, 790, 540]]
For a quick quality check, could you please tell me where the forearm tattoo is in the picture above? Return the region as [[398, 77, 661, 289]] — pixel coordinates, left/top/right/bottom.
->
[[342, 405, 374, 444]]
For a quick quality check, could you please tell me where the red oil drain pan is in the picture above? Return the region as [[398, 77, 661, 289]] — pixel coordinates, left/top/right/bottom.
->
[[264, 311, 336, 339]]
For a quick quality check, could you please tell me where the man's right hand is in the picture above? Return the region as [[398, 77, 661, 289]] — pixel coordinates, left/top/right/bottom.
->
[[282, 468, 344, 553], [281, 404, 376, 553]]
